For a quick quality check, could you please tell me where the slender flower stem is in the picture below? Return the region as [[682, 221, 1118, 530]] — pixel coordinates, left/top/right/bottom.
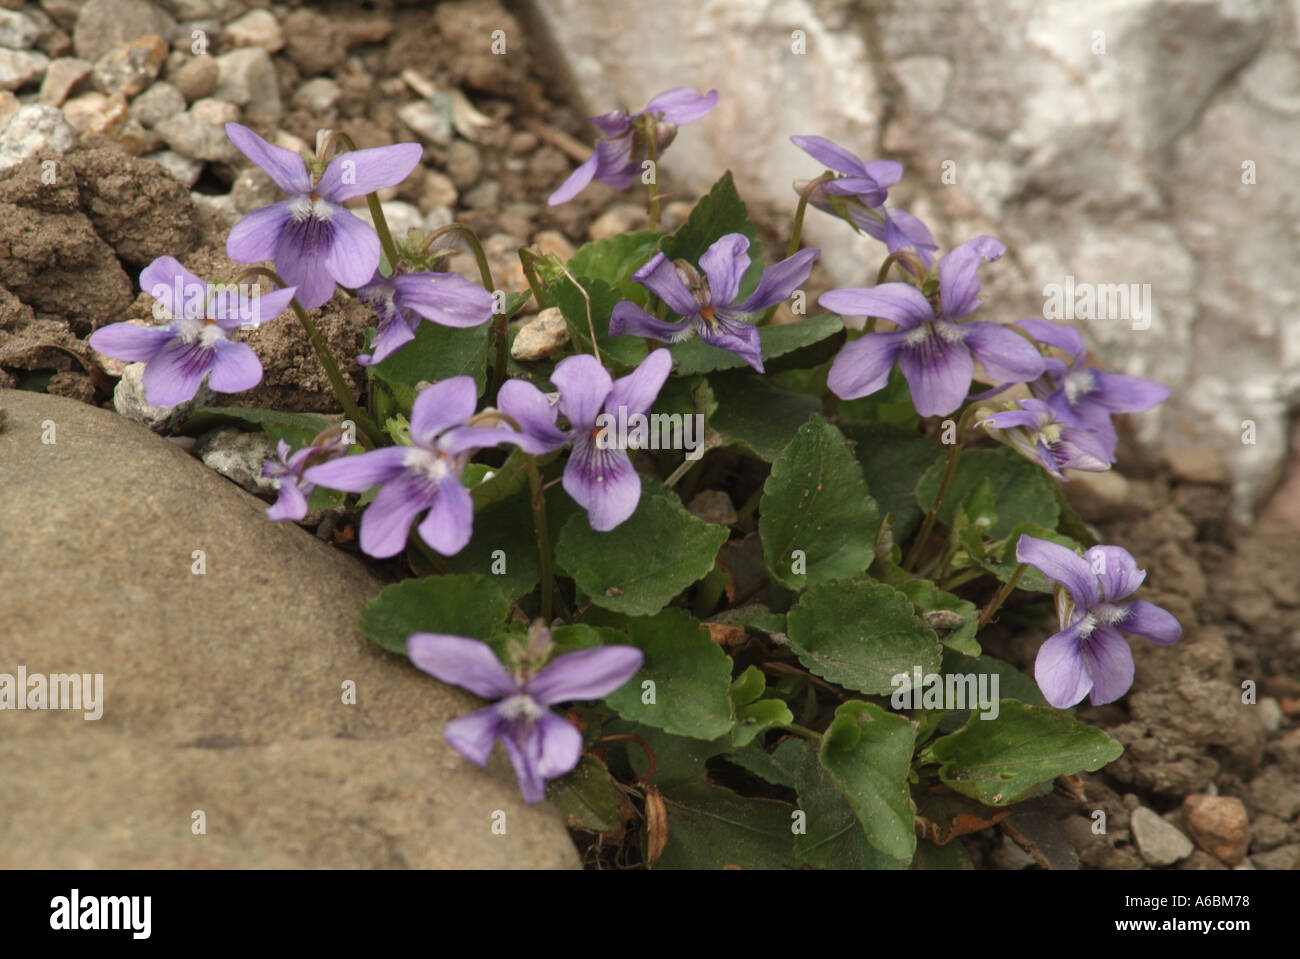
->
[[527, 457, 554, 624], [643, 116, 661, 232], [904, 404, 980, 571], [420, 223, 503, 399], [517, 247, 550, 310], [875, 249, 928, 286], [422, 222, 495, 291], [787, 172, 834, 258], [979, 563, 1026, 627], [234, 267, 379, 447], [905, 442, 959, 571], [692, 562, 728, 619], [366, 193, 402, 272], [756, 172, 835, 328], [779, 723, 823, 743]]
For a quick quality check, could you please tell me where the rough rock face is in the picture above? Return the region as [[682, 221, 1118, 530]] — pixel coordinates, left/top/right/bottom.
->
[[0, 388, 580, 869], [527, 0, 1299, 518]]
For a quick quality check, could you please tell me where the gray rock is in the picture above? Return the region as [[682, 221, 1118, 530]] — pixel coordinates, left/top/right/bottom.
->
[[113, 361, 214, 432], [397, 98, 452, 146], [146, 148, 203, 186], [461, 179, 499, 210], [213, 46, 280, 120], [188, 188, 240, 227], [194, 427, 278, 493], [168, 52, 218, 102], [511, 307, 569, 362], [1131, 806, 1195, 866], [0, 388, 580, 868], [420, 168, 457, 211], [73, 0, 176, 64], [129, 80, 186, 128], [445, 138, 481, 189], [0, 9, 42, 49], [222, 8, 281, 52], [0, 103, 75, 172], [290, 76, 339, 115], [528, 0, 1296, 518], [0, 48, 48, 91], [91, 33, 167, 98], [587, 203, 645, 242], [37, 56, 91, 107], [154, 96, 239, 162], [1250, 845, 1300, 870], [230, 163, 278, 213]]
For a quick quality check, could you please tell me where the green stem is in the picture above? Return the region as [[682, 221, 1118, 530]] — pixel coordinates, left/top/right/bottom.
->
[[692, 563, 728, 619], [779, 723, 823, 743], [366, 193, 401, 272], [235, 267, 379, 448], [422, 222, 494, 292], [518, 247, 549, 310], [940, 568, 984, 592], [420, 223, 502, 400], [788, 172, 834, 258], [903, 403, 982, 571], [644, 117, 661, 232], [905, 440, 960, 571], [757, 172, 834, 327], [979, 564, 1026, 627], [527, 458, 554, 623]]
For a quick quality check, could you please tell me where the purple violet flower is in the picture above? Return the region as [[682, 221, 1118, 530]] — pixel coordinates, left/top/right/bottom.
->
[[301, 376, 521, 557], [547, 87, 718, 206], [821, 236, 1046, 417], [791, 134, 938, 267], [261, 428, 352, 521], [977, 397, 1111, 480], [496, 349, 673, 531], [608, 234, 818, 372], [407, 629, 643, 803], [89, 256, 295, 407], [356, 269, 496, 367], [1016, 318, 1170, 462], [1016, 534, 1182, 708], [224, 123, 423, 310]]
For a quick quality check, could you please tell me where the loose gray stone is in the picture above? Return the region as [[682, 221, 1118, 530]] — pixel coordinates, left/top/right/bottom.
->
[[0, 9, 42, 49], [73, 0, 176, 64], [222, 8, 281, 52], [0, 388, 581, 868], [397, 98, 452, 146], [0, 103, 75, 172], [168, 52, 218, 102], [37, 56, 91, 106], [113, 360, 213, 432], [129, 80, 186, 127], [194, 427, 278, 493], [290, 76, 340, 115], [0, 48, 49, 91], [213, 46, 280, 120], [154, 96, 239, 162], [91, 33, 167, 98], [230, 163, 278, 213], [146, 148, 203, 186], [1131, 806, 1195, 866], [510, 307, 569, 362]]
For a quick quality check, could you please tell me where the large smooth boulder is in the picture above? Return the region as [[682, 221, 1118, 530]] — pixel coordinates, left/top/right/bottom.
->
[[526, 0, 1296, 519], [0, 389, 579, 868]]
